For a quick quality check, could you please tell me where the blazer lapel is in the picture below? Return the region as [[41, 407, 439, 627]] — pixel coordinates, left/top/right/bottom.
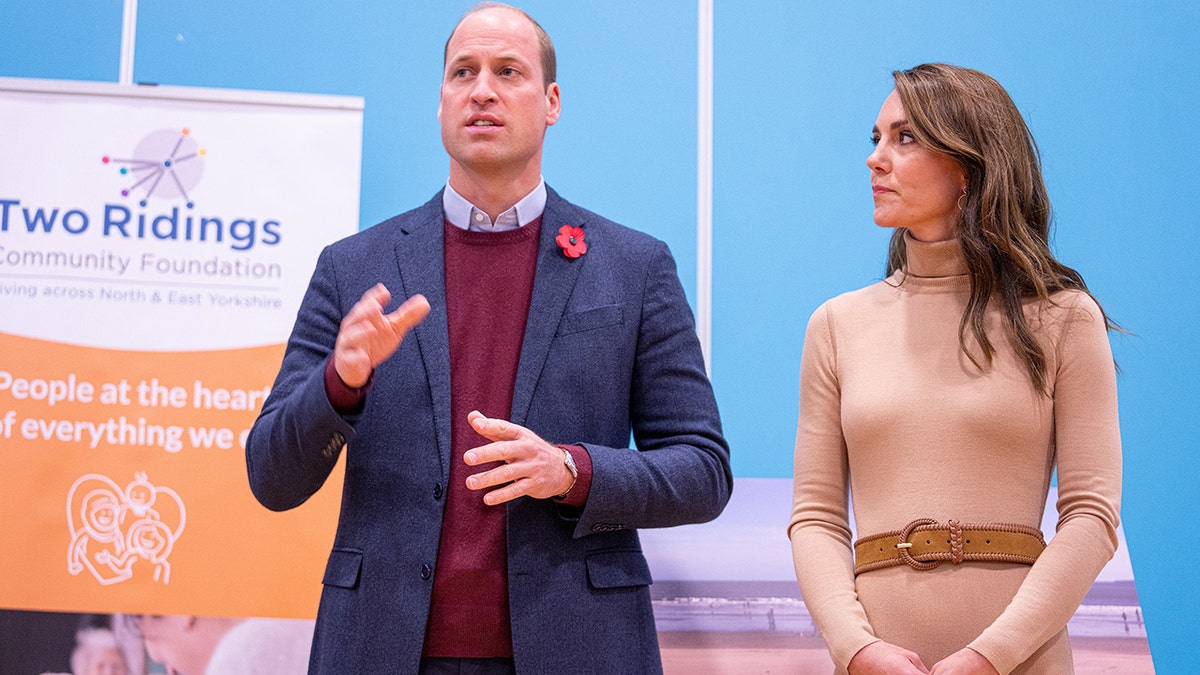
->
[[510, 190, 587, 427], [394, 195, 453, 476]]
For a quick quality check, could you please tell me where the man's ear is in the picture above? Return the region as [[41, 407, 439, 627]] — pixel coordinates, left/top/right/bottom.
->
[[545, 82, 561, 127]]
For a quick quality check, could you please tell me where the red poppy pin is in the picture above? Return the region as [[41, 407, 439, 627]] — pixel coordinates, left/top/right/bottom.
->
[[556, 224, 587, 259]]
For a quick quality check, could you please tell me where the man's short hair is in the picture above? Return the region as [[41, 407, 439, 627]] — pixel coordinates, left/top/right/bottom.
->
[[444, 2, 557, 89]]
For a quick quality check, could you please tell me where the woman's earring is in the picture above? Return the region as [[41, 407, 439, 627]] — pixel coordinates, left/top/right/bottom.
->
[[957, 185, 968, 210]]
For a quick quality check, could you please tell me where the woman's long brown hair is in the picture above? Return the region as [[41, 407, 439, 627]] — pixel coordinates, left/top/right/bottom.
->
[[885, 63, 1115, 393]]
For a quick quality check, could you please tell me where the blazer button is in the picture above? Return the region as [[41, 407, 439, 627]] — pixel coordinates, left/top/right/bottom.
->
[[420, 563, 432, 580], [433, 483, 443, 500]]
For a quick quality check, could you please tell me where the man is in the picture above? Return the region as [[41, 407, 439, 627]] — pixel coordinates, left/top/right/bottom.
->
[[246, 4, 731, 673]]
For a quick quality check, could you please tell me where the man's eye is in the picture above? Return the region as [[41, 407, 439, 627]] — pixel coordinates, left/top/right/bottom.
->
[[455, 68, 471, 78], [500, 67, 516, 76]]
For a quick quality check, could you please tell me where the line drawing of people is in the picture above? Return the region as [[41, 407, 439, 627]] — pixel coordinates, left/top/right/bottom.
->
[[66, 472, 185, 585]]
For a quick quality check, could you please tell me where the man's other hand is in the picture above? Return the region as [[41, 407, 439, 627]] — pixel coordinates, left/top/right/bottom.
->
[[463, 411, 575, 505]]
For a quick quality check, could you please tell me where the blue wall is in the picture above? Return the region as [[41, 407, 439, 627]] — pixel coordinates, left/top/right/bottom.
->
[[3, 1, 1197, 671]]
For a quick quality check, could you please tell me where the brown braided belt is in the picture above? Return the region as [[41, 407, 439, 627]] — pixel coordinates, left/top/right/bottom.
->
[[854, 518, 1046, 576]]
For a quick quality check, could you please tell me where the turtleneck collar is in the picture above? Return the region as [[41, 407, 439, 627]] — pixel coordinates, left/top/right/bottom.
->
[[902, 230, 968, 278]]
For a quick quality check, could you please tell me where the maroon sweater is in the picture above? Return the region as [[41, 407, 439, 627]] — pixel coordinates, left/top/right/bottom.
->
[[422, 219, 541, 657], [325, 216, 592, 657]]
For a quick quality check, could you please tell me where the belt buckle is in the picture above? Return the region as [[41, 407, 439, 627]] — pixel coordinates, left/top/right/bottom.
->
[[896, 518, 943, 571]]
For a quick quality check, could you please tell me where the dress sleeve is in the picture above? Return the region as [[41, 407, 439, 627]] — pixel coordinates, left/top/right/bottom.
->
[[969, 293, 1122, 673], [788, 302, 880, 668]]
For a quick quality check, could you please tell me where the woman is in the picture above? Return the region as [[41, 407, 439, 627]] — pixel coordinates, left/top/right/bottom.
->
[[788, 63, 1121, 675]]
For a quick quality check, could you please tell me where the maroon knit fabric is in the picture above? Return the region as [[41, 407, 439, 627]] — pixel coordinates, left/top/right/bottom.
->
[[423, 218, 541, 657]]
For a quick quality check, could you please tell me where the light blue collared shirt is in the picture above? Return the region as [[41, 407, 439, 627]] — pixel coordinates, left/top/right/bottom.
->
[[442, 179, 547, 232]]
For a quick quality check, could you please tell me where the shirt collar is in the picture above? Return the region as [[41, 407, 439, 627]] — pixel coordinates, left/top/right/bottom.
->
[[442, 179, 547, 232]]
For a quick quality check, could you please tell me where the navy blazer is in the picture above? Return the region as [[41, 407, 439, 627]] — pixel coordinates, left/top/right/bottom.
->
[[246, 187, 732, 673]]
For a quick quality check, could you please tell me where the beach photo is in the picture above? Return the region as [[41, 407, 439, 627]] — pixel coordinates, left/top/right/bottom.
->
[[643, 478, 1152, 674]]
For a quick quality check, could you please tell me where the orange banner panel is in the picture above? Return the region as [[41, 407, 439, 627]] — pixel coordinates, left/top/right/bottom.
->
[[0, 332, 342, 618]]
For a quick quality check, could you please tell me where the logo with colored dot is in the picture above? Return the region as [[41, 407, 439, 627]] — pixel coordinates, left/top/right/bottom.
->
[[102, 128, 207, 208]]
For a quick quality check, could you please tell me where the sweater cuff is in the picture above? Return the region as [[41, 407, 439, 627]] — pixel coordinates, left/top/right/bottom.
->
[[324, 357, 371, 413], [552, 444, 592, 508], [967, 636, 1013, 675], [835, 635, 882, 673]]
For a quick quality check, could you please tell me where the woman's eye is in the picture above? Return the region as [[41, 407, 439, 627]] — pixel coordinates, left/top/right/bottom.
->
[[870, 134, 881, 146], [899, 130, 916, 144]]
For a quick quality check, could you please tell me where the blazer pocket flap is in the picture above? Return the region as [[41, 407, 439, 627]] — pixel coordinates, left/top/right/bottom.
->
[[322, 548, 363, 589], [586, 549, 652, 589], [557, 305, 623, 336]]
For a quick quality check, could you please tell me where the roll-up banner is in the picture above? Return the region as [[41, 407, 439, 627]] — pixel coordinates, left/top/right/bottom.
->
[[0, 77, 361, 671]]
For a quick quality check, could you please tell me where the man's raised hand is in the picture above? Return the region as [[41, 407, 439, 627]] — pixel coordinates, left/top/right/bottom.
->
[[334, 284, 430, 388]]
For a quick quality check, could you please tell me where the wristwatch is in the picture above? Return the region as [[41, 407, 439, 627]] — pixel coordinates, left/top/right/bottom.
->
[[555, 447, 578, 499]]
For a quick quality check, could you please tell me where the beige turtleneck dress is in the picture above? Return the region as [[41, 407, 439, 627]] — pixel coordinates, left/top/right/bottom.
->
[[788, 234, 1122, 674]]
